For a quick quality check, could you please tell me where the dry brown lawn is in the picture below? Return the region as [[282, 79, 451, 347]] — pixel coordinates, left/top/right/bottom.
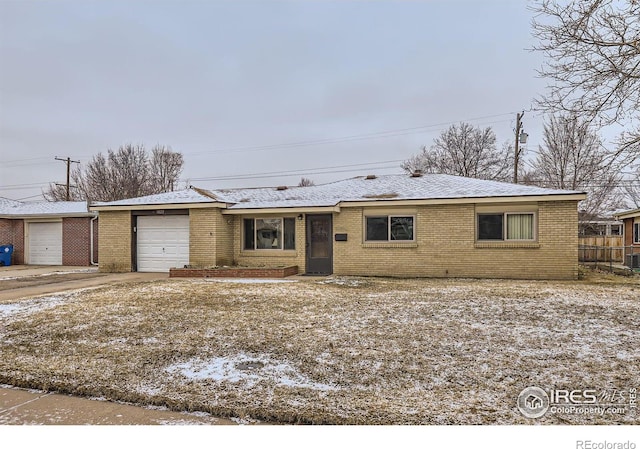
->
[[1, 270, 638, 424]]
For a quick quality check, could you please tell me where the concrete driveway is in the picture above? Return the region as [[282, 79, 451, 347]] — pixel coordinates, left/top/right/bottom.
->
[[0, 265, 166, 302]]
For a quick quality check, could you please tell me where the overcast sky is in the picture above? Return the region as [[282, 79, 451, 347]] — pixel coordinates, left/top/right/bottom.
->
[[1, 0, 575, 201]]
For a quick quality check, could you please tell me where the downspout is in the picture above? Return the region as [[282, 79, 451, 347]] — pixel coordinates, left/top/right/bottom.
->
[[90, 215, 98, 266]]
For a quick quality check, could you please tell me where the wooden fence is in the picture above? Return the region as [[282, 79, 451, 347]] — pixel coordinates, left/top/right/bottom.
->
[[578, 236, 624, 262]]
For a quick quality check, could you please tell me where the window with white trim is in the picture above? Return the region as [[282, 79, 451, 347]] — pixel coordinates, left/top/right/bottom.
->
[[365, 215, 414, 241], [243, 217, 295, 250], [634, 222, 640, 244], [477, 212, 535, 241]]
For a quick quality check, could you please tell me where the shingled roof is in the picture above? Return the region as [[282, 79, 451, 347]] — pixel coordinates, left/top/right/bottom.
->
[[92, 174, 586, 210]]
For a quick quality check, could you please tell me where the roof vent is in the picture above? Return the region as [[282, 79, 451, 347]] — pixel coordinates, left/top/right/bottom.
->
[[276, 185, 288, 191], [365, 174, 377, 180], [411, 170, 423, 178]]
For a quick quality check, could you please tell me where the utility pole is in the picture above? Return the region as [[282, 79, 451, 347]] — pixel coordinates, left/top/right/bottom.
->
[[514, 111, 525, 184], [55, 157, 80, 201]]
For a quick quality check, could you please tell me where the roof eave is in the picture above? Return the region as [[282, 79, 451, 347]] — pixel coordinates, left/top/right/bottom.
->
[[0, 212, 97, 219], [339, 193, 587, 208], [222, 205, 340, 215], [90, 202, 228, 211], [614, 208, 640, 220]]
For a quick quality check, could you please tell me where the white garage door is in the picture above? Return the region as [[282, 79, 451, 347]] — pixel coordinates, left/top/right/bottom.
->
[[28, 222, 63, 265], [137, 215, 189, 272]]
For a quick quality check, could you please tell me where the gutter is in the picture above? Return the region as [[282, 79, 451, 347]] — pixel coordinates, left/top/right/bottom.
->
[[90, 215, 98, 266]]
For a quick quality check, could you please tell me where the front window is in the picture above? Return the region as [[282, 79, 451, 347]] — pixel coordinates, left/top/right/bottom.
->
[[477, 213, 535, 241], [365, 215, 414, 241], [243, 217, 295, 250], [634, 223, 640, 244]]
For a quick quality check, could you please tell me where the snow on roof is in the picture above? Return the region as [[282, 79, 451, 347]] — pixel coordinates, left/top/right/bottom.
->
[[614, 207, 640, 219], [92, 174, 585, 210], [217, 174, 585, 209], [0, 198, 93, 217], [0, 197, 23, 208], [91, 188, 219, 207]]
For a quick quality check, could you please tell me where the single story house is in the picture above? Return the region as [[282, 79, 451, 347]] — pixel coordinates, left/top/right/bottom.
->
[[0, 197, 98, 266], [91, 173, 586, 280], [614, 207, 640, 268]]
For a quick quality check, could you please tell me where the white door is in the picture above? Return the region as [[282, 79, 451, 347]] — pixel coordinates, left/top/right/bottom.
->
[[28, 222, 63, 265], [136, 215, 189, 272]]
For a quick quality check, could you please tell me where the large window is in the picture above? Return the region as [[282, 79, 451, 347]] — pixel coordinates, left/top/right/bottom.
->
[[243, 217, 295, 250], [365, 216, 414, 241], [634, 222, 640, 244], [477, 213, 535, 241]]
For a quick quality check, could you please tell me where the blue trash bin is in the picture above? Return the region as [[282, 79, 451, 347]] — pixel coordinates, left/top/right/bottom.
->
[[0, 244, 14, 266]]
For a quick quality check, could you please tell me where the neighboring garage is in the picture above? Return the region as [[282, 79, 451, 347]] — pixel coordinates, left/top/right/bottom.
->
[[27, 222, 63, 265], [136, 215, 189, 272], [0, 198, 98, 266]]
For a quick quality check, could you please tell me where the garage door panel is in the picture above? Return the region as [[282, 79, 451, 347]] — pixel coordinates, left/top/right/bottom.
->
[[137, 215, 189, 272], [28, 222, 63, 265]]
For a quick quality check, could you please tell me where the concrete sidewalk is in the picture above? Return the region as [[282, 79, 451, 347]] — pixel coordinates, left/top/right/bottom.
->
[[0, 386, 237, 425]]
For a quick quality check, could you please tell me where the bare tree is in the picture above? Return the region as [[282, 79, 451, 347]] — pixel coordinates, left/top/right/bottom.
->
[[531, 0, 640, 155], [528, 114, 624, 220], [150, 145, 184, 192], [44, 144, 183, 202], [297, 177, 315, 187], [402, 122, 513, 181]]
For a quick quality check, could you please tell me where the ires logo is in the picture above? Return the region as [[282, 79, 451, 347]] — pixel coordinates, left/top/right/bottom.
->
[[518, 386, 632, 419], [549, 389, 598, 404]]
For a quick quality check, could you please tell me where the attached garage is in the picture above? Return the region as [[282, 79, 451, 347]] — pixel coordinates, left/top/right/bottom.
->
[[27, 221, 63, 265], [136, 215, 189, 272], [0, 200, 98, 266]]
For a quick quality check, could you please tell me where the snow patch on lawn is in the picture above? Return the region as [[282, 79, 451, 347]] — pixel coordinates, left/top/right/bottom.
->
[[166, 353, 337, 391], [318, 277, 368, 287], [0, 295, 69, 318], [137, 285, 186, 294]]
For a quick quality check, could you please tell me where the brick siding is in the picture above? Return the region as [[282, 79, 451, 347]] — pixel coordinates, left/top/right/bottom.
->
[[169, 265, 298, 278], [99, 200, 581, 279], [0, 219, 24, 264], [332, 201, 580, 280], [98, 210, 132, 272], [62, 217, 93, 266], [188, 208, 234, 267]]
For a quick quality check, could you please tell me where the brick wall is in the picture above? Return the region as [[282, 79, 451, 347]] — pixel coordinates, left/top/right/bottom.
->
[[188, 209, 235, 267], [0, 219, 24, 264], [189, 209, 218, 267], [98, 210, 131, 272], [96, 200, 580, 279], [332, 201, 580, 280], [169, 265, 298, 278], [215, 212, 234, 266], [61, 217, 92, 266]]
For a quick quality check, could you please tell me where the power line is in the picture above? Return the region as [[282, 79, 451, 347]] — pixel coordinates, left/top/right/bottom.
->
[[0, 111, 519, 168], [15, 193, 45, 201], [192, 165, 402, 184], [185, 114, 517, 157], [185, 159, 405, 182]]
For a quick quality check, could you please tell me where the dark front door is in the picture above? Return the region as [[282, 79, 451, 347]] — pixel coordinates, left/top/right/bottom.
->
[[306, 214, 333, 275]]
